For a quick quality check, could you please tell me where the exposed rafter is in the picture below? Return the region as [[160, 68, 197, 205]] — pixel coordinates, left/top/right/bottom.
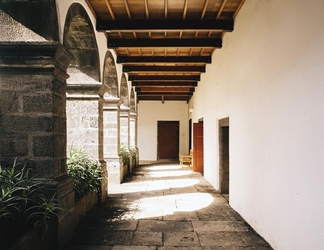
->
[[97, 19, 234, 32], [85, 0, 245, 102], [135, 87, 195, 92], [123, 66, 205, 73], [129, 75, 200, 82], [137, 92, 193, 96], [132, 82, 198, 87], [108, 38, 222, 48], [117, 56, 211, 64]]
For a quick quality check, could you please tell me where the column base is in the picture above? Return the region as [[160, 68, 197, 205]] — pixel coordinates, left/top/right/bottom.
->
[[105, 157, 124, 185]]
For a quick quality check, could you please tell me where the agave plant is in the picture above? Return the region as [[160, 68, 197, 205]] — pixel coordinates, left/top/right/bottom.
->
[[0, 159, 60, 249]]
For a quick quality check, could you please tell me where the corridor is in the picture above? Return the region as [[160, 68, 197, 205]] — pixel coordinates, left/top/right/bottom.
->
[[64, 162, 272, 249]]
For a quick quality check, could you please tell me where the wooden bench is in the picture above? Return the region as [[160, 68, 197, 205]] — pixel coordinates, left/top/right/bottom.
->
[[179, 153, 192, 167]]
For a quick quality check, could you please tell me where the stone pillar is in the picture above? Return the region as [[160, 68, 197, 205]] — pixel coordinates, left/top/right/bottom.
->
[[0, 42, 75, 248], [103, 95, 123, 185], [129, 112, 138, 170], [66, 84, 107, 203], [120, 105, 130, 174]]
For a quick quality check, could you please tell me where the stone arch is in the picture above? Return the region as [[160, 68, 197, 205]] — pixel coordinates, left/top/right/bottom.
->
[[103, 50, 118, 97], [120, 73, 129, 107], [63, 3, 100, 84], [130, 87, 136, 113], [63, 2, 107, 204]]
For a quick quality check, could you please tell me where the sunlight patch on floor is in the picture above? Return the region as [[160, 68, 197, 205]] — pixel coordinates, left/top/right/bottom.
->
[[147, 169, 193, 178], [109, 178, 200, 194], [132, 193, 214, 219], [141, 164, 183, 171]]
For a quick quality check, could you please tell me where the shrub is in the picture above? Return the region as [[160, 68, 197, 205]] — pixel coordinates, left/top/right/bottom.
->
[[129, 146, 137, 163], [120, 144, 137, 167], [67, 148, 102, 200], [120, 143, 130, 166], [0, 160, 60, 250]]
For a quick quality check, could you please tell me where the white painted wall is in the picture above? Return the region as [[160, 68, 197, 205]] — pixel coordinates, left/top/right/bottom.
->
[[138, 101, 189, 161], [190, 0, 324, 249]]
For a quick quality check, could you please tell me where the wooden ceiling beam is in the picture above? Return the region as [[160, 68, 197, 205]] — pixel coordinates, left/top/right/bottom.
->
[[137, 92, 193, 96], [97, 19, 233, 32], [132, 82, 198, 87], [108, 38, 222, 48], [135, 87, 195, 92], [123, 65, 205, 73], [137, 96, 190, 101], [129, 75, 200, 82], [117, 56, 211, 64]]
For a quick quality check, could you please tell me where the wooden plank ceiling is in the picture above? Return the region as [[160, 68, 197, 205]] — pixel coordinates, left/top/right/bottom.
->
[[86, 0, 246, 103]]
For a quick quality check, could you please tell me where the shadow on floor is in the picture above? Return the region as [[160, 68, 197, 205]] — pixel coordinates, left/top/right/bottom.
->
[[64, 161, 273, 250]]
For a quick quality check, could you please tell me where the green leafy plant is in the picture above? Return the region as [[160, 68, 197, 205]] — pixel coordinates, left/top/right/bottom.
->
[[129, 146, 137, 164], [67, 148, 102, 200], [120, 144, 137, 167], [120, 143, 130, 166], [0, 159, 60, 249]]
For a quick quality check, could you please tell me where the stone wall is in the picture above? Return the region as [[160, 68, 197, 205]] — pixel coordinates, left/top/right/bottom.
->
[[0, 42, 75, 249]]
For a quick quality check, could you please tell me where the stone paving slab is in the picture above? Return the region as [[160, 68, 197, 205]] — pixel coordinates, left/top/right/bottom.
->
[[137, 220, 193, 232], [192, 221, 250, 232], [113, 247, 155, 250], [163, 211, 199, 221], [64, 162, 272, 250], [131, 232, 162, 246], [198, 231, 247, 247], [163, 232, 200, 247], [69, 230, 133, 246]]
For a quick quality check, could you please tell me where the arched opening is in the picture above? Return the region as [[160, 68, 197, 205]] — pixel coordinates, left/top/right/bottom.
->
[[102, 50, 124, 184], [103, 50, 118, 97], [64, 3, 100, 84], [120, 73, 129, 107], [63, 2, 107, 218], [63, 3, 102, 156]]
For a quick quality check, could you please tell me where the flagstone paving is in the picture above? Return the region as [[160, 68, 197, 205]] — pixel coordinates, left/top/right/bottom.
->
[[64, 161, 272, 250]]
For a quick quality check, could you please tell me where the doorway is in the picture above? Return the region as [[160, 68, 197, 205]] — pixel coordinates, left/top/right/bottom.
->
[[219, 117, 229, 195], [192, 122, 204, 173], [189, 118, 192, 152], [157, 121, 179, 160]]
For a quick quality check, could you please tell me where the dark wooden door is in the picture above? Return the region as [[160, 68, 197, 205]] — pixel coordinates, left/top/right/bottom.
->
[[193, 122, 204, 172], [157, 121, 179, 160]]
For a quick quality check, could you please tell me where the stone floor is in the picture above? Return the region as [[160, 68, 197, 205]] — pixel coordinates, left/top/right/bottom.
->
[[64, 161, 273, 250]]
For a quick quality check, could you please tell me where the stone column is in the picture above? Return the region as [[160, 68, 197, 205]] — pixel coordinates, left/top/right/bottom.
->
[[120, 105, 130, 174], [103, 95, 123, 185], [0, 42, 75, 248], [66, 84, 107, 203], [129, 112, 138, 170]]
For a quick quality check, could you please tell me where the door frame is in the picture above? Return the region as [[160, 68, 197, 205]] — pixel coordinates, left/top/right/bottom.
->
[[219, 117, 229, 194], [157, 120, 179, 160]]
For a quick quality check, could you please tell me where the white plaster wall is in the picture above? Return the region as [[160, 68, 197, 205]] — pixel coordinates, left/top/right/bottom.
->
[[138, 101, 189, 161], [190, 0, 324, 249]]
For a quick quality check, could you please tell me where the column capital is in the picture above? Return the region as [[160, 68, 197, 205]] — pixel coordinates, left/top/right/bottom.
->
[[120, 104, 130, 117], [66, 83, 102, 100], [103, 95, 122, 109]]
